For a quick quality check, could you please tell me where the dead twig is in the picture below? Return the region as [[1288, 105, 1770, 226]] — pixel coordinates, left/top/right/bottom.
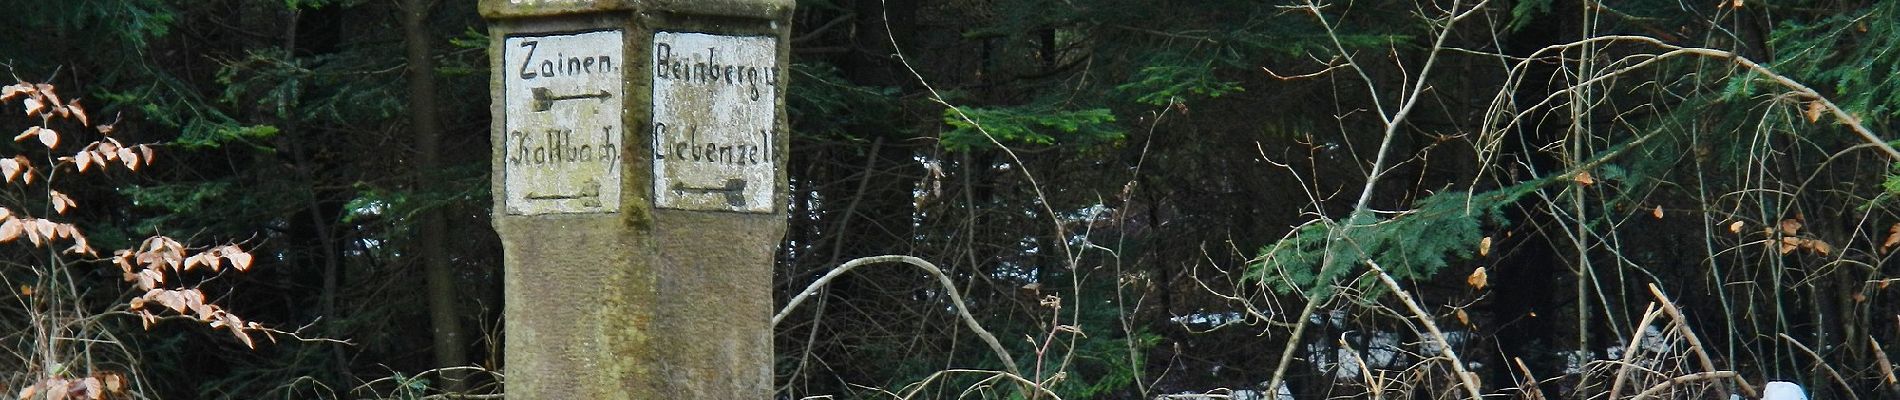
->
[[1779, 333, 1860, 400], [774, 256, 1024, 386], [1872, 337, 1897, 388], [1512, 357, 1546, 400], [1648, 283, 1758, 399], [1632, 371, 1739, 400], [1607, 303, 1662, 399], [1365, 260, 1484, 400]]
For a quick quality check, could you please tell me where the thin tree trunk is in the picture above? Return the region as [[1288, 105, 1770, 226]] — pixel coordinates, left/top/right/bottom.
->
[[279, 5, 353, 386], [402, 0, 469, 391]]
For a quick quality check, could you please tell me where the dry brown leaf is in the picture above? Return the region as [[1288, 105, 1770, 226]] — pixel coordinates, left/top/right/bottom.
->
[[1574, 171, 1596, 186], [0, 218, 21, 242], [80, 377, 100, 400], [1455, 308, 1471, 326], [15, 126, 39, 143], [1805, 101, 1826, 123], [36, 84, 59, 107], [113, 250, 136, 274], [164, 239, 185, 268], [1780, 237, 1801, 255], [1651, 205, 1664, 219], [19, 383, 38, 400], [23, 219, 43, 247], [1780, 219, 1803, 235], [1467, 267, 1489, 290], [37, 127, 58, 149], [0, 158, 18, 183], [233, 326, 257, 349], [187, 298, 215, 320], [1729, 221, 1745, 233], [0, 83, 30, 102], [69, 102, 88, 128], [45, 379, 68, 400], [213, 312, 258, 348], [142, 236, 186, 270], [100, 373, 123, 394], [119, 148, 138, 169], [74, 151, 91, 172], [1854, 292, 1868, 303], [23, 97, 44, 116], [1478, 237, 1493, 257], [65, 235, 93, 256], [141, 269, 164, 288], [50, 191, 72, 214], [183, 253, 211, 271], [135, 269, 163, 290], [1808, 239, 1834, 256], [226, 250, 254, 271], [32, 219, 54, 239], [150, 290, 187, 313], [1887, 223, 1900, 251], [133, 251, 157, 270], [182, 289, 205, 306]]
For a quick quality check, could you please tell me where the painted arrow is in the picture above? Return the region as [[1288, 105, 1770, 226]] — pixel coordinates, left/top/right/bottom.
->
[[525, 178, 603, 208], [672, 178, 748, 208], [530, 87, 613, 112]]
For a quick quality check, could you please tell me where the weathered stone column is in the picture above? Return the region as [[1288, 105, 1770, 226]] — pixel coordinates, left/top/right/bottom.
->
[[481, 1, 791, 398]]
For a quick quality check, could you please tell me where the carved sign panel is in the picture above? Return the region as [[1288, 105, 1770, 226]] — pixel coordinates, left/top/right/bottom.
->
[[502, 30, 624, 215], [651, 32, 780, 213]]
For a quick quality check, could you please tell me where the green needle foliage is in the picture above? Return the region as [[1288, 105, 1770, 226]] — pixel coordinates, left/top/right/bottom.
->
[[1769, 1, 1900, 125], [1249, 184, 1526, 298], [942, 106, 1119, 150]]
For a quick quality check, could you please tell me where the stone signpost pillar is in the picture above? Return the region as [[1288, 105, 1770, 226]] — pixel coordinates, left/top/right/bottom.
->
[[481, 1, 792, 398]]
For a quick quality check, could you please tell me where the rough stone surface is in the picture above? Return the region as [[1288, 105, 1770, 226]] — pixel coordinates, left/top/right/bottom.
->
[[497, 216, 654, 399], [480, 0, 795, 20], [650, 210, 780, 397], [487, 5, 789, 399]]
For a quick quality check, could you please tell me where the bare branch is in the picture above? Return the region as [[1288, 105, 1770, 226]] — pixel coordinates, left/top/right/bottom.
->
[[775, 255, 1024, 384]]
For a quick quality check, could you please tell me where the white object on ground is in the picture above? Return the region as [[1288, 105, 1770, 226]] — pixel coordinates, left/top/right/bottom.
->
[[1762, 381, 1807, 400]]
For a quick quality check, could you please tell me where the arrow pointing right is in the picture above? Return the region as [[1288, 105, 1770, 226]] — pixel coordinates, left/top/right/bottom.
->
[[530, 87, 614, 112]]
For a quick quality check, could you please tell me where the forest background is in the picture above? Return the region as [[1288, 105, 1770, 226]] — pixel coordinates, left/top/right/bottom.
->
[[2, 0, 1899, 399]]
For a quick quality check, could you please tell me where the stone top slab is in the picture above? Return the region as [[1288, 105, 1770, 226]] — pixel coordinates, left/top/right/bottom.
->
[[480, 0, 794, 20]]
